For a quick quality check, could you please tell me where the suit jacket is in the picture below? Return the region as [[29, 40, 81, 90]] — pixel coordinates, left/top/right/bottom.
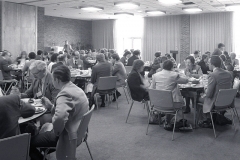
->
[[127, 69, 148, 101], [127, 55, 139, 66], [35, 55, 42, 60], [150, 70, 188, 103], [21, 72, 60, 102], [0, 95, 35, 139], [67, 58, 83, 69], [52, 82, 89, 160], [51, 62, 64, 73], [120, 57, 127, 66], [0, 56, 13, 80], [231, 59, 239, 67], [112, 61, 127, 87], [203, 68, 233, 113], [91, 62, 112, 86], [198, 60, 209, 74], [80, 55, 92, 69]]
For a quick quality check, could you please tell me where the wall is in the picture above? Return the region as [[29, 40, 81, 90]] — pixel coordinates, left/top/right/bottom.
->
[[1, 1, 37, 59], [180, 15, 190, 63], [44, 16, 92, 49], [37, 7, 44, 50]]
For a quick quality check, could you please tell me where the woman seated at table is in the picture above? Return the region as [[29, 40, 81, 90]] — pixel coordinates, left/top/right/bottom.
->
[[230, 52, 239, 67], [16, 51, 28, 67], [120, 51, 131, 66], [127, 59, 149, 101], [150, 60, 189, 129], [184, 56, 203, 113], [198, 54, 210, 74], [148, 51, 162, 78]]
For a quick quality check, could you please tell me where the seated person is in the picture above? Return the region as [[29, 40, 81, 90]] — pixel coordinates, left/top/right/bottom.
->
[[51, 54, 67, 73], [112, 53, 127, 101], [127, 59, 149, 101], [165, 53, 177, 68], [67, 51, 83, 69], [0, 51, 14, 80], [220, 54, 227, 70], [184, 56, 203, 113], [22, 52, 36, 75], [193, 50, 201, 64], [148, 51, 162, 77], [230, 52, 239, 67], [199, 56, 233, 127], [30, 65, 89, 160], [198, 54, 210, 74], [16, 51, 28, 67], [0, 94, 35, 139], [120, 51, 131, 66], [42, 51, 49, 64], [80, 50, 92, 69], [47, 53, 58, 72], [127, 50, 140, 66], [156, 56, 168, 72], [91, 53, 112, 107], [150, 60, 189, 128], [36, 50, 43, 60]]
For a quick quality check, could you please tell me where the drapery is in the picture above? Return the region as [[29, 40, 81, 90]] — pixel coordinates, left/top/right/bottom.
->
[[190, 12, 233, 54], [92, 20, 116, 50], [142, 16, 181, 61]]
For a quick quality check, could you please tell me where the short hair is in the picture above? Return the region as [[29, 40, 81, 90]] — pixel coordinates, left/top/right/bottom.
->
[[28, 52, 36, 59], [226, 64, 234, 71], [205, 51, 211, 55], [58, 51, 63, 54], [155, 52, 161, 57], [212, 48, 222, 56], [161, 56, 168, 63], [202, 54, 208, 61], [43, 51, 48, 56], [52, 65, 71, 83], [218, 43, 225, 48], [51, 48, 54, 51], [220, 54, 226, 62], [162, 60, 173, 71], [21, 51, 27, 57], [132, 59, 144, 71], [230, 52, 236, 58], [57, 54, 66, 62], [73, 51, 80, 56], [92, 49, 96, 52], [109, 49, 115, 54], [123, 51, 131, 57], [2, 51, 9, 56], [100, 49, 105, 53], [210, 55, 222, 68], [37, 50, 43, 55], [51, 53, 59, 62], [165, 53, 171, 59], [133, 50, 140, 56], [29, 60, 47, 72], [194, 50, 200, 55], [185, 56, 195, 64], [96, 53, 105, 62], [112, 54, 120, 61], [79, 50, 85, 55]]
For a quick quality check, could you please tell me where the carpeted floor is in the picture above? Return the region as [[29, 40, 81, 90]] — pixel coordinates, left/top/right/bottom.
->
[[49, 88, 240, 160]]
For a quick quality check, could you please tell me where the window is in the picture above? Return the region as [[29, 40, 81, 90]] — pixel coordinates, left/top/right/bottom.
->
[[233, 11, 240, 58]]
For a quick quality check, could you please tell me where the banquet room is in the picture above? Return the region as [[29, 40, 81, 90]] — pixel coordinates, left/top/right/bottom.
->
[[1, 0, 240, 160]]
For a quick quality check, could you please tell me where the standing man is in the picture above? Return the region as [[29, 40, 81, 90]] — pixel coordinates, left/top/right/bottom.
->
[[63, 40, 73, 54]]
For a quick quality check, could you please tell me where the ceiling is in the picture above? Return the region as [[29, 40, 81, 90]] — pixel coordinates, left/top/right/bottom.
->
[[5, 0, 240, 20]]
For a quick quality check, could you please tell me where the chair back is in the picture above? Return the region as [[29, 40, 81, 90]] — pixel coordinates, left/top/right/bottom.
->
[[0, 133, 31, 160], [215, 89, 237, 107], [125, 80, 133, 100], [0, 70, 4, 81], [148, 89, 174, 110], [77, 105, 95, 145], [125, 66, 132, 75], [97, 76, 117, 90]]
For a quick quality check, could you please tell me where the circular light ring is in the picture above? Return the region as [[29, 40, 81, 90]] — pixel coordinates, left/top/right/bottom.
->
[[183, 8, 202, 12], [114, 12, 134, 16], [114, 2, 140, 8], [80, 6, 104, 11], [145, 10, 166, 15]]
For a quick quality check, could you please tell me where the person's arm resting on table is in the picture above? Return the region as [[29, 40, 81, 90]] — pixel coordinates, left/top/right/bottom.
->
[[20, 100, 35, 118]]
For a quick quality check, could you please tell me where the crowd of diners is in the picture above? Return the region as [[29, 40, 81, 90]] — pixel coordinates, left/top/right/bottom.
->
[[0, 41, 239, 159]]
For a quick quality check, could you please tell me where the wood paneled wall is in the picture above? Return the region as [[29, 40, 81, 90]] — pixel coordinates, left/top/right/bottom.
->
[[1, 1, 37, 59]]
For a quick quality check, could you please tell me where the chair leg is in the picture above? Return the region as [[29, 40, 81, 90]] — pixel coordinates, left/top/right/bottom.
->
[[126, 101, 134, 123], [115, 91, 118, 110], [210, 112, 217, 138], [94, 94, 98, 110], [122, 87, 129, 104], [172, 111, 178, 141], [85, 140, 94, 160], [233, 108, 240, 124], [146, 110, 150, 135], [182, 109, 185, 128], [231, 109, 236, 131]]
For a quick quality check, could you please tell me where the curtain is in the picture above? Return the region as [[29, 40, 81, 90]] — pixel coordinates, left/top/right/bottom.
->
[[92, 20, 116, 50], [190, 12, 233, 55], [142, 16, 181, 61]]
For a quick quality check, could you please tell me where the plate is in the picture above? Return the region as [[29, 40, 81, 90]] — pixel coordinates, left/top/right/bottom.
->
[[35, 107, 45, 114]]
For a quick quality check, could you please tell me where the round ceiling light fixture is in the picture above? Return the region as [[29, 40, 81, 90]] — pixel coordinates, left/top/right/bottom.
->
[[80, 6, 104, 11], [114, 2, 140, 9]]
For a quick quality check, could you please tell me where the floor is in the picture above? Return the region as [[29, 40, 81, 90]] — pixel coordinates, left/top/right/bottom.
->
[[49, 88, 240, 160]]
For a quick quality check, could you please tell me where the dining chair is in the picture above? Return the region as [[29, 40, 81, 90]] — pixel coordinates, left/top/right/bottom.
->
[[148, 89, 185, 141], [209, 89, 238, 138], [94, 76, 118, 109], [0, 133, 31, 160], [40, 105, 95, 160], [0, 70, 18, 95], [125, 66, 132, 76], [125, 80, 150, 123]]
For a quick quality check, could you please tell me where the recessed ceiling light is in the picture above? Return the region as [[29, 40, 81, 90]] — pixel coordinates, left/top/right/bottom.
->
[[114, 2, 140, 9], [80, 6, 104, 11], [225, 4, 240, 11], [114, 12, 134, 18], [158, 0, 182, 5], [183, 8, 202, 13], [137, 10, 143, 13], [146, 10, 166, 15]]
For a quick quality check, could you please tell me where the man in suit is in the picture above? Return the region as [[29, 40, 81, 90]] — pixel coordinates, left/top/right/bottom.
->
[[0, 51, 14, 80], [67, 51, 83, 69], [80, 50, 93, 69], [0, 94, 35, 139], [91, 53, 112, 107], [51, 54, 67, 73], [126, 50, 140, 66], [36, 50, 43, 60], [30, 65, 89, 160], [199, 55, 233, 127]]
